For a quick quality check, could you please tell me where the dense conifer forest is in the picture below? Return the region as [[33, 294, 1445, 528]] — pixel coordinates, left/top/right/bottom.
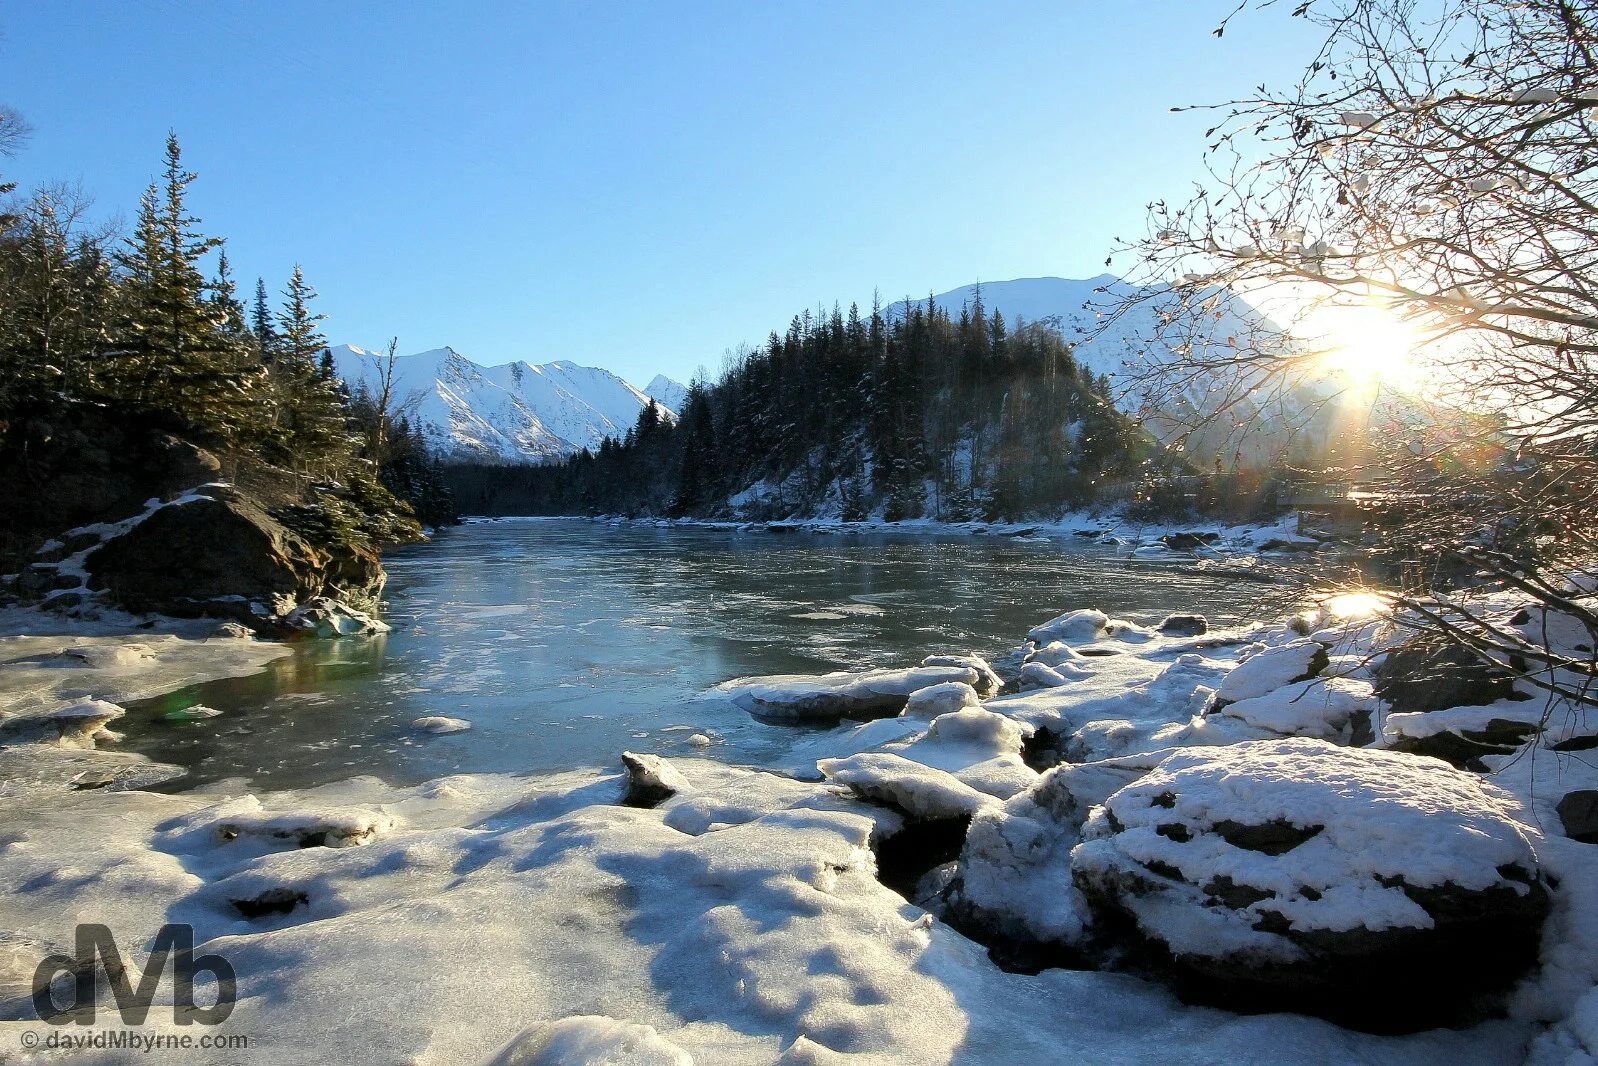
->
[[448, 293, 1151, 521], [0, 129, 454, 564]]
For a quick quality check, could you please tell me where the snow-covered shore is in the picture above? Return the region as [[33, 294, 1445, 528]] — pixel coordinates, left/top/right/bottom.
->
[[0, 581, 1594, 1063], [0, 608, 291, 803], [469, 510, 1318, 553]]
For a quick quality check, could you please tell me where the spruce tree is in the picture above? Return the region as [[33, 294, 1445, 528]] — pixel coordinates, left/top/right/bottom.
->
[[108, 134, 257, 442], [251, 276, 282, 363], [273, 264, 350, 466]]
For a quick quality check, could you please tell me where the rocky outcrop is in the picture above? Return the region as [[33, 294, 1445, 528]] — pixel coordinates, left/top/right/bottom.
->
[[1374, 635, 1538, 766], [1069, 740, 1548, 1028], [17, 484, 388, 636], [1374, 635, 1519, 716], [0, 408, 223, 567], [3, 408, 409, 636], [1558, 790, 1598, 845], [620, 752, 692, 809]]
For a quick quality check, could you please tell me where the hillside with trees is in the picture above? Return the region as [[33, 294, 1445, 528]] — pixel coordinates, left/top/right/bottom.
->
[[0, 129, 454, 573], [449, 292, 1152, 521]]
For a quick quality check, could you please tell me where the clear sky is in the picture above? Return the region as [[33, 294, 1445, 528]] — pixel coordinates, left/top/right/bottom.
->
[[2, 2, 1324, 385]]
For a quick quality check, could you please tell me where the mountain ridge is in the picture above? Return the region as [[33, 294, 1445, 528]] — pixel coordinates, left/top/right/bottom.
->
[[330, 344, 685, 465]]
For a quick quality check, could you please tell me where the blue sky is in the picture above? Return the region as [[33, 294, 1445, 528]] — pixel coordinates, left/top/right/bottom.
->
[[2, 2, 1323, 384]]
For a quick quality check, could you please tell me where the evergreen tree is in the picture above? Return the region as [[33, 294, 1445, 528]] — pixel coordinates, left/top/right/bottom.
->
[[105, 133, 258, 441], [273, 264, 350, 465], [252, 276, 281, 363]]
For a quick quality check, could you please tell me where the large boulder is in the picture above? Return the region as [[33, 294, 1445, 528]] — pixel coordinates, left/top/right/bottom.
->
[[0, 408, 222, 565], [1069, 739, 1548, 1028], [1374, 635, 1518, 715], [82, 485, 384, 632]]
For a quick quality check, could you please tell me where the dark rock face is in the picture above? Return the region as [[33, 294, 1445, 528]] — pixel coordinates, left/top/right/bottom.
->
[[1160, 532, 1220, 552], [620, 752, 691, 809], [1375, 636, 1519, 716], [1376, 636, 1537, 767], [1558, 790, 1598, 844], [82, 486, 384, 632], [0, 409, 222, 567], [1157, 614, 1209, 637]]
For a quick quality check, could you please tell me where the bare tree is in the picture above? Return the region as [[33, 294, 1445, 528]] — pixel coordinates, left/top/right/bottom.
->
[[1104, 0, 1598, 715], [0, 105, 33, 228], [363, 337, 421, 464]]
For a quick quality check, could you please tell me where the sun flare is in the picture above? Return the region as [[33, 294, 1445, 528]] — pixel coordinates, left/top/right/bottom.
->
[[1311, 305, 1422, 388]]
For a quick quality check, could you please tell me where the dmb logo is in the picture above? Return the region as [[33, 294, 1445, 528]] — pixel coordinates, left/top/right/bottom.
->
[[32, 924, 236, 1025]]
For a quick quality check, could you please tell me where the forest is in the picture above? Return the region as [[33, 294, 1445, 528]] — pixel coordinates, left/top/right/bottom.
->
[[0, 128, 454, 565], [448, 292, 1152, 522]]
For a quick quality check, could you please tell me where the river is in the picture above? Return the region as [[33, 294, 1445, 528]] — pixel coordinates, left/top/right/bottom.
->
[[120, 518, 1279, 790]]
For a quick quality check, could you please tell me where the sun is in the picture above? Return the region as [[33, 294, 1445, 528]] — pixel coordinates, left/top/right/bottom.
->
[[1310, 305, 1423, 387]]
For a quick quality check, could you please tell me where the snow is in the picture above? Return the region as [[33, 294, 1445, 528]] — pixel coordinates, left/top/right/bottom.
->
[[1, 567, 1592, 1061], [818, 752, 999, 820], [715, 664, 983, 721], [901, 681, 981, 719], [0, 757, 1530, 1065], [1214, 639, 1327, 704], [1072, 740, 1541, 956], [490, 1015, 693, 1065], [1212, 676, 1377, 740], [1027, 608, 1109, 644], [329, 344, 674, 463], [643, 374, 689, 415]]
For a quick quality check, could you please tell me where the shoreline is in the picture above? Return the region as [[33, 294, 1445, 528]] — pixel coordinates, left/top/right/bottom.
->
[[0, 528, 1592, 1062]]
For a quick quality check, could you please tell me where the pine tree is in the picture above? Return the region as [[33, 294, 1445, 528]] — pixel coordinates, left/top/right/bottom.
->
[[251, 277, 281, 363], [209, 249, 250, 344], [106, 134, 257, 441], [273, 264, 350, 465]]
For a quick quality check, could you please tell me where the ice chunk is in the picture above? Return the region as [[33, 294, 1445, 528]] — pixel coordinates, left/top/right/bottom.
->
[[902, 681, 981, 719], [414, 715, 472, 735], [717, 665, 981, 721]]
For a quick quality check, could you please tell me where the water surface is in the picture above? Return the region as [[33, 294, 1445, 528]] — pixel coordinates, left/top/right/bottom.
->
[[123, 519, 1278, 790]]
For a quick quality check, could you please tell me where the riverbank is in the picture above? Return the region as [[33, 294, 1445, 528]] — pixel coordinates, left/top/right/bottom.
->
[[0, 565, 1593, 1062], [480, 509, 1318, 553]]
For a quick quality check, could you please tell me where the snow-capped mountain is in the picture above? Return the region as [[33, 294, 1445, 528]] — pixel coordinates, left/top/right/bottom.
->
[[891, 275, 1270, 399], [329, 345, 682, 464], [644, 374, 689, 414], [893, 276, 1330, 464]]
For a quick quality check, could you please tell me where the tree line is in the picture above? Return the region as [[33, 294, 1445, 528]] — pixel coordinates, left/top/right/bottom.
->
[[449, 292, 1151, 521], [0, 128, 455, 555]]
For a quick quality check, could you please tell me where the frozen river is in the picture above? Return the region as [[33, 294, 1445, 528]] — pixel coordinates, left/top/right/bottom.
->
[[122, 518, 1278, 790]]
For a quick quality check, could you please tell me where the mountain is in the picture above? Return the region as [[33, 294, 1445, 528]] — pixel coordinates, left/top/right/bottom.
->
[[893, 276, 1331, 465], [644, 374, 689, 414], [329, 345, 677, 464], [890, 275, 1267, 399]]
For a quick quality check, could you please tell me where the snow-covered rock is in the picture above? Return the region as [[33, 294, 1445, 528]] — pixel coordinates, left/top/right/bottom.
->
[[285, 596, 390, 638], [818, 752, 998, 821], [1213, 640, 1328, 706], [1211, 676, 1377, 742], [620, 751, 692, 809], [1027, 609, 1110, 645], [413, 715, 472, 735], [1071, 739, 1548, 1022], [902, 681, 982, 719], [921, 653, 1002, 697], [716, 664, 982, 721]]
